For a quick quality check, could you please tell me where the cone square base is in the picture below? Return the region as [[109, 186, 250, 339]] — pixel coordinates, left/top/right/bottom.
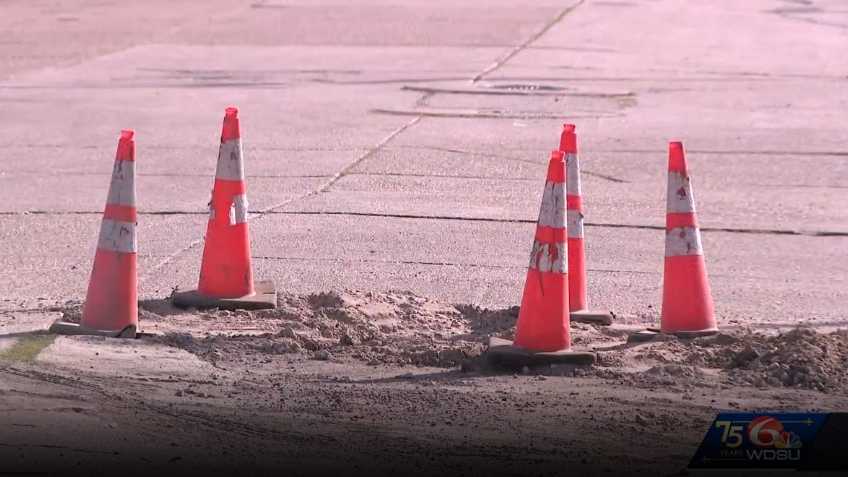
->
[[626, 328, 718, 344], [570, 309, 614, 326], [172, 279, 277, 311], [49, 320, 137, 339], [486, 337, 595, 368]]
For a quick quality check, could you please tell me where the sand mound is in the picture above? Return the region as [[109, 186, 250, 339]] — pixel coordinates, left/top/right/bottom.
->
[[597, 328, 848, 393], [149, 290, 503, 368], [61, 290, 844, 394], [723, 328, 848, 391]]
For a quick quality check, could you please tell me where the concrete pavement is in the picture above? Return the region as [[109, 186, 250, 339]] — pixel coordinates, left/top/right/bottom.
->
[[1, 0, 847, 330]]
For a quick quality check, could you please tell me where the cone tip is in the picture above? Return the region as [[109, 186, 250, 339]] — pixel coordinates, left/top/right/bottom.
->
[[559, 124, 577, 153], [668, 141, 687, 173], [116, 130, 135, 161], [222, 107, 240, 141], [546, 150, 566, 183]]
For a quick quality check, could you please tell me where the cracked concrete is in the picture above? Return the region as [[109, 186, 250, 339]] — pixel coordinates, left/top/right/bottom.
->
[[1, 0, 847, 474]]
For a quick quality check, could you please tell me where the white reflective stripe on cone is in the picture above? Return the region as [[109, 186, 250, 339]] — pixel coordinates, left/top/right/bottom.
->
[[667, 171, 696, 213], [97, 219, 137, 253], [665, 226, 704, 257], [106, 160, 135, 206], [528, 241, 567, 273], [567, 210, 584, 238], [565, 153, 582, 196], [229, 194, 249, 225], [215, 139, 245, 181], [537, 182, 566, 228]]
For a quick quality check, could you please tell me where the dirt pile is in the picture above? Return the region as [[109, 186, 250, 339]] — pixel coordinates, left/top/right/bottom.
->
[[598, 328, 848, 393], [723, 328, 848, 391], [58, 290, 846, 394], [149, 290, 513, 368]]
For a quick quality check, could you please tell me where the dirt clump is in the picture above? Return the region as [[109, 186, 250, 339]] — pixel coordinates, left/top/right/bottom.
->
[[143, 291, 848, 394], [154, 290, 517, 368], [597, 328, 848, 393], [723, 328, 848, 392]]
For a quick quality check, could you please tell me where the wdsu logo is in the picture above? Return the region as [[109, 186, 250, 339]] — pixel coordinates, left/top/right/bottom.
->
[[690, 413, 827, 469], [742, 416, 803, 460]]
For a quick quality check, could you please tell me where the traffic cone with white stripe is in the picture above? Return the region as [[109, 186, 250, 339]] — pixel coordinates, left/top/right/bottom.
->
[[660, 141, 716, 335], [172, 107, 276, 310], [629, 142, 718, 343], [487, 151, 595, 367], [51, 130, 138, 338], [559, 124, 613, 325]]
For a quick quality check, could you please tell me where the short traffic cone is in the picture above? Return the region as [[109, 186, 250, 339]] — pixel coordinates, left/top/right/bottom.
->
[[172, 107, 276, 310], [659, 141, 716, 335], [51, 130, 138, 338], [558, 124, 612, 325], [487, 151, 594, 367]]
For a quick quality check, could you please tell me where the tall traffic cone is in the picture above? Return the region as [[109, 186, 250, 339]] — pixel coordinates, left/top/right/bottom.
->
[[659, 141, 716, 335], [51, 130, 138, 338], [487, 151, 594, 367], [172, 107, 276, 310], [558, 124, 612, 325]]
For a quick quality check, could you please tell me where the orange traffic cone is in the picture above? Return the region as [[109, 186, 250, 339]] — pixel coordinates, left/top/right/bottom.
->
[[558, 124, 612, 325], [51, 130, 138, 338], [487, 151, 594, 367], [172, 107, 276, 310], [659, 141, 716, 335]]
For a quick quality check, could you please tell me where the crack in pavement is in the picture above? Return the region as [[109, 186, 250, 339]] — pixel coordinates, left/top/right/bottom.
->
[[371, 108, 616, 120], [139, 115, 423, 281], [595, 148, 848, 157], [470, 0, 586, 83], [401, 85, 635, 98], [265, 211, 848, 238], [252, 255, 658, 275], [3, 209, 846, 237], [0, 172, 334, 179], [72, 5, 598, 283]]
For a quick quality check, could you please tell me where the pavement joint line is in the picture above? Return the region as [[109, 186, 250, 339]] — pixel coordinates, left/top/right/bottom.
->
[[470, 0, 586, 83], [250, 255, 661, 275], [472, 74, 848, 83], [370, 108, 614, 120], [402, 85, 636, 98], [0, 145, 365, 152], [0, 172, 335, 179], [595, 149, 848, 157], [140, 115, 423, 280], [384, 145, 848, 157], [252, 255, 519, 270], [3, 209, 847, 238], [256, 115, 423, 215], [266, 211, 848, 238]]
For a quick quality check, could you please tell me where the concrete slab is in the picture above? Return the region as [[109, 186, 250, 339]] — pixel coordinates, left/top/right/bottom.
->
[[0, 214, 207, 305], [38, 335, 218, 378], [140, 214, 848, 330], [0, 175, 327, 214]]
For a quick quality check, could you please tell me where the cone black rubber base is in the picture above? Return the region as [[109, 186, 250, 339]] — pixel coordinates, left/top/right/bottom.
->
[[49, 320, 137, 339], [171, 280, 277, 311], [570, 309, 613, 326], [627, 327, 719, 344], [486, 337, 595, 368]]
